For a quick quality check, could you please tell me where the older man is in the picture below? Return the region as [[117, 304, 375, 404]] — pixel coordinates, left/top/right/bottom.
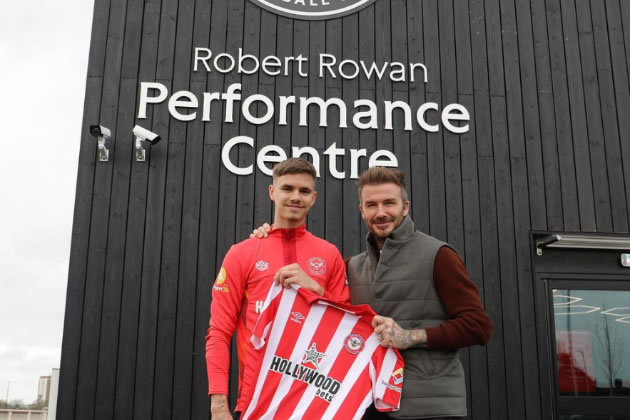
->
[[350, 167, 491, 419]]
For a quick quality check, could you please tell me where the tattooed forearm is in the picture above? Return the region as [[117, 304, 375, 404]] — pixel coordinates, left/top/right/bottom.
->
[[373, 315, 428, 349]]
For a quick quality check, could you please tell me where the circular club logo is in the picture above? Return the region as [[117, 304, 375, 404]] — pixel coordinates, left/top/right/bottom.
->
[[344, 333, 365, 354], [307, 257, 327, 276], [248, 0, 377, 20]]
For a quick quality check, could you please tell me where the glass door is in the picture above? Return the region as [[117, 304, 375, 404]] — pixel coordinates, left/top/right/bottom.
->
[[547, 279, 630, 419]]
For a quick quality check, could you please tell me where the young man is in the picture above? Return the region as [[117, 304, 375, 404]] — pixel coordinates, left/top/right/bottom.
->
[[350, 167, 492, 419], [206, 158, 350, 420]]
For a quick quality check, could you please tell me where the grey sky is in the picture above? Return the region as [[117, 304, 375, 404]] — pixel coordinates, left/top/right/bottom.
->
[[0, 0, 94, 403]]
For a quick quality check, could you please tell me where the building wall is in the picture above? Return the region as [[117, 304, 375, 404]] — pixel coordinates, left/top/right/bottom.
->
[[58, 0, 630, 419]]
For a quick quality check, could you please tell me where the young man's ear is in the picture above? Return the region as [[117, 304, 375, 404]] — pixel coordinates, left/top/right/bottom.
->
[[268, 184, 275, 201]]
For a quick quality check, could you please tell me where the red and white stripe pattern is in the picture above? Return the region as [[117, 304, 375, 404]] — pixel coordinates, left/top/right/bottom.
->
[[241, 284, 404, 420]]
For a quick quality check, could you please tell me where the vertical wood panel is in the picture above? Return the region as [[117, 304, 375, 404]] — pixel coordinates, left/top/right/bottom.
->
[[561, 0, 597, 231], [547, 0, 581, 231], [130, 0, 165, 417], [591, 0, 629, 233], [341, 13, 362, 256], [608, 0, 630, 231]]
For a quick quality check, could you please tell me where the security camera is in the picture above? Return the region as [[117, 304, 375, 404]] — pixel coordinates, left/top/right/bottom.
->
[[89, 124, 111, 162], [133, 125, 161, 145], [90, 125, 111, 139], [133, 125, 161, 162]]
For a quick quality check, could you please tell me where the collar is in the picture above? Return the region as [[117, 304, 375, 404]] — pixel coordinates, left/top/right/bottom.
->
[[269, 224, 307, 239]]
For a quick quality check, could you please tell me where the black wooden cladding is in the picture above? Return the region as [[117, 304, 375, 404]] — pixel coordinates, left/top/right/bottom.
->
[[59, 0, 630, 418]]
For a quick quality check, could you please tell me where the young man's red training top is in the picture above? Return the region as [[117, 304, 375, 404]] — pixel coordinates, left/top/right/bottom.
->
[[205, 225, 350, 411]]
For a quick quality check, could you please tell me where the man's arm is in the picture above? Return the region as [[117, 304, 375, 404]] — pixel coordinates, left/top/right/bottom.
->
[[373, 247, 492, 350], [372, 315, 427, 349], [425, 247, 492, 349], [206, 247, 246, 417]]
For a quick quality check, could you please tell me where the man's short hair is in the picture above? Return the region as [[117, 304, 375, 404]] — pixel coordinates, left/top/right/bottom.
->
[[357, 166, 408, 203], [272, 158, 318, 181]]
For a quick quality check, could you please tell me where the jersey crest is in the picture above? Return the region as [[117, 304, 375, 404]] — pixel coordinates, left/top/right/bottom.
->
[[307, 257, 327, 275], [344, 333, 365, 354], [255, 260, 269, 271]]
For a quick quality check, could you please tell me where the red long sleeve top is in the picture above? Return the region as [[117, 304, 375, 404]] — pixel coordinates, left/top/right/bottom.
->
[[205, 225, 350, 411]]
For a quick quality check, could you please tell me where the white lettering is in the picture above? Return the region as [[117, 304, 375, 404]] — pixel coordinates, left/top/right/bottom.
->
[[441, 103, 470, 134], [138, 82, 168, 119], [339, 59, 360, 79], [222, 83, 242, 123], [384, 100, 412, 131], [360, 60, 388, 80], [193, 48, 212, 72], [242, 94, 274, 125], [350, 149, 367, 179], [409, 62, 428, 83], [262, 55, 282, 76], [417, 102, 439, 133], [299, 97, 347, 128], [369, 150, 398, 168], [214, 52, 235, 73], [222, 136, 254, 175], [323, 142, 345, 179], [201, 92, 220, 122], [168, 91, 198, 121], [221, 137, 399, 179], [319, 53, 336, 78], [257, 145, 287, 176], [238, 48, 260, 74], [353, 99, 378, 129], [279, 96, 296, 126], [389, 62, 406, 82]]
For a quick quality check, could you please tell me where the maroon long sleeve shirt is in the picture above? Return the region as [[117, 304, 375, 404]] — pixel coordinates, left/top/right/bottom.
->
[[425, 247, 492, 350]]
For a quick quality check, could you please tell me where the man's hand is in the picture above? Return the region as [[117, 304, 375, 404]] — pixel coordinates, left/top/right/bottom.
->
[[250, 223, 272, 238], [372, 315, 427, 349], [274, 263, 324, 296], [210, 394, 233, 420]]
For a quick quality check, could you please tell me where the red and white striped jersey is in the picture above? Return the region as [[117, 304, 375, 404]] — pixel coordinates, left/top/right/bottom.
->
[[241, 283, 404, 420]]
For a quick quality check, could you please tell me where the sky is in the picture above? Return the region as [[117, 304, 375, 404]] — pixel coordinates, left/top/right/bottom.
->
[[0, 0, 95, 403]]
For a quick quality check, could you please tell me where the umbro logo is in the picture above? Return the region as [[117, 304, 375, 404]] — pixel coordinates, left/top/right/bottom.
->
[[290, 312, 305, 324]]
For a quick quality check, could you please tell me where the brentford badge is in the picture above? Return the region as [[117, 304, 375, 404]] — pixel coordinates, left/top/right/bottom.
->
[[307, 257, 327, 276], [248, 0, 377, 21], [344, 333, 365, 354], [255, 260, 269, 272]]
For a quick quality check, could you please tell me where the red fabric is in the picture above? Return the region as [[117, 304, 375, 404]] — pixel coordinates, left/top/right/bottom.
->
[[205, 225, 350, 411], [425, 247, 492, 350]]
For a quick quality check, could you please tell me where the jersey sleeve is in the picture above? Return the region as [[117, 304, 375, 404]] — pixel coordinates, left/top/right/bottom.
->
[[370, 346, 404, 412], [321, 250, 351, 305], [205, 245, 247, 396]]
